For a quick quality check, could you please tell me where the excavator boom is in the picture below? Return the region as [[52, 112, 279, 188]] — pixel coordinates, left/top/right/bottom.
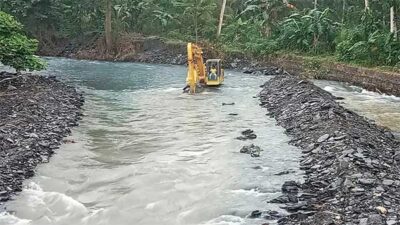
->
[[186, 43, 206, 94]]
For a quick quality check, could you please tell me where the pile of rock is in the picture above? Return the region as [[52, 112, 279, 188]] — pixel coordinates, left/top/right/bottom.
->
[[240, 144, 263, 157], [236, 129, 257, 140], [259, 74, 400, 225], [237, 129, 263, 157], [243, 67, 284, 76], [0, 72, 84, 207]]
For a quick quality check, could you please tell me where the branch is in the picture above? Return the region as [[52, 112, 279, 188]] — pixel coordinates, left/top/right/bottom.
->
[[0, 75, 22, 84]]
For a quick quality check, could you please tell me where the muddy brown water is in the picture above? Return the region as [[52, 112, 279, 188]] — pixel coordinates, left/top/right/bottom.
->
[[0, 58, 399, 225]]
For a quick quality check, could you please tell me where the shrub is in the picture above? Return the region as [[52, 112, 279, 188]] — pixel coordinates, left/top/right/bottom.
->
[[0, 11, 45, 71]]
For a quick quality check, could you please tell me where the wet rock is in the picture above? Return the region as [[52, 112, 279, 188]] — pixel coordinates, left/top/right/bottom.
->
[[367, 214, 385, 225], [317, 134, 330, 143], [282, 181, 299, 194], [376, 206, 387, 215], [382, 179, 394, 186], [264, 210, 285, 220], [281, 202, 307, 212], [236, 129, 257, 140], [275, 170, 295, 176], [249, 210, 262, 218], [7, 85, 17, 91], [358, 178, 375, 185], [269, 194, 298, 203], [239, 144, 263, 157]]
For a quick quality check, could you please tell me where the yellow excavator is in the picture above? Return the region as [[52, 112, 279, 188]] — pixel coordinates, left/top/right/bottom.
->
[[184, 43, 224, 93]]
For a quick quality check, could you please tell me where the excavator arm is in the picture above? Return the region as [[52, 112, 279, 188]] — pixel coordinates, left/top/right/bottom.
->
[[186, 43, 206, 94]]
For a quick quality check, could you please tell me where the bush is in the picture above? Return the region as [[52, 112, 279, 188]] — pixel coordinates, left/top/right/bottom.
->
[[276, 8, 338, 54], [0, 11, 45, 71], [336, 26, 400, 66]]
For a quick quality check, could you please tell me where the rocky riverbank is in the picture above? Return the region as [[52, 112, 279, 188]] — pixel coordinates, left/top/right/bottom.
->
[[0, 72, 84, 208], [259, 74, 400, 225]]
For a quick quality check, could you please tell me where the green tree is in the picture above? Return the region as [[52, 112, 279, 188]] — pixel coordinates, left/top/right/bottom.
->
[[0, 11, 45, 71]]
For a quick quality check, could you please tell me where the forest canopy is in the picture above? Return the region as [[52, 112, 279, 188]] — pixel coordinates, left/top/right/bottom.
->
[[1, 0, 400, 67]]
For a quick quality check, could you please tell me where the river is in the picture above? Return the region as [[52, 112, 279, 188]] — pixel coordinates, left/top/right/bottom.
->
[[1, 58, 400, 225]]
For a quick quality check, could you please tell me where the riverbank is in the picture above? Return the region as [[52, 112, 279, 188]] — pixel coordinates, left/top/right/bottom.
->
[[260, 74, 400, 225], [38, 34, 400, 97], [0, 72, 84, 208]]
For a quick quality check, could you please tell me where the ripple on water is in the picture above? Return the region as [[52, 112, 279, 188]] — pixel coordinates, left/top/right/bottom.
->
[[2, 58, 301, 225], [315, 80, 400, 131]]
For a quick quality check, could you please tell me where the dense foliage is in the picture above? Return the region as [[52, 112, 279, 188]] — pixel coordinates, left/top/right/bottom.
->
[[1, 0, 400, 67], [0, 11, 45, 71]]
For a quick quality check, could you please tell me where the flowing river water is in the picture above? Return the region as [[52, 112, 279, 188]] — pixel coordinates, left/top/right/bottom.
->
[[1, 58, 400, 225]]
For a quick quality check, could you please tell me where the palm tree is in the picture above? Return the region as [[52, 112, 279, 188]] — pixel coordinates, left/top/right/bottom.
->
[[217, 0, 227, 37]]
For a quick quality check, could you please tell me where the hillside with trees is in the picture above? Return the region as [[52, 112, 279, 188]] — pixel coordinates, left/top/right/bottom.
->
[[1, 0, 399, 67]]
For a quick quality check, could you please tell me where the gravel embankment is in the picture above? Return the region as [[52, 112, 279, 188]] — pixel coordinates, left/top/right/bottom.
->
[[260, 74, 400, 225], [0, 72, 83, 208]]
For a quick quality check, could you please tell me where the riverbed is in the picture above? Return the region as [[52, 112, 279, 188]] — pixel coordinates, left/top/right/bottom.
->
[[1, 58, 400, 225]]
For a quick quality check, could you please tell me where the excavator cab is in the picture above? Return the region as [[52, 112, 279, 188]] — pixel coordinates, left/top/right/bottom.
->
[[205, 59, 224, 86]]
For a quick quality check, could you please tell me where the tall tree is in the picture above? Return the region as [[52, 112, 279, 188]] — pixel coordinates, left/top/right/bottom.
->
[[105, 0, 113, 52], [217, 0, 227, 37], [364, 0, 369, 10], [390, 5, 397, 36]]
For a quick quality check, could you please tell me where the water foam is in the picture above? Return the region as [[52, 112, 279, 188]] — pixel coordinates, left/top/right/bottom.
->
[[2, 182, 89, 225], [202, 215, 244, 225], [0, 212, 31, 225]]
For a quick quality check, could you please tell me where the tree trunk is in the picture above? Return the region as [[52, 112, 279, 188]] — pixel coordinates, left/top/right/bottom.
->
[[342, 0, 346, 23], [364, 0, 369, 10], [105, 0, 113, 53], [314, 0, 317, 9], [391, 6, 397, 38], [217, 0, 227, 37]]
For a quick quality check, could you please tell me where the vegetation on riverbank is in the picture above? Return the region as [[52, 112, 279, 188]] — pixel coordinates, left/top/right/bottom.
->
[[1, 1, 400, 69], [0, 11, 45, 71]]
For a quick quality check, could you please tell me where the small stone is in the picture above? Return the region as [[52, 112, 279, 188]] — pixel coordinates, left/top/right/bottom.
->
[[358, 178, 375, 185], [7, 85, 17, 91], [382, 179, 394, 186], [353, 152, 364, 159], [282, 181, 299, 193], [376, 186, 385, 192], [351, 187, 365, 192], [376, 206, 387, 214], [367, 214, 385, 225], [359, 218, 368, 225], [274, 170, 294, 176], [29, 133, 39, 138], [317, 134, 330, 143]]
